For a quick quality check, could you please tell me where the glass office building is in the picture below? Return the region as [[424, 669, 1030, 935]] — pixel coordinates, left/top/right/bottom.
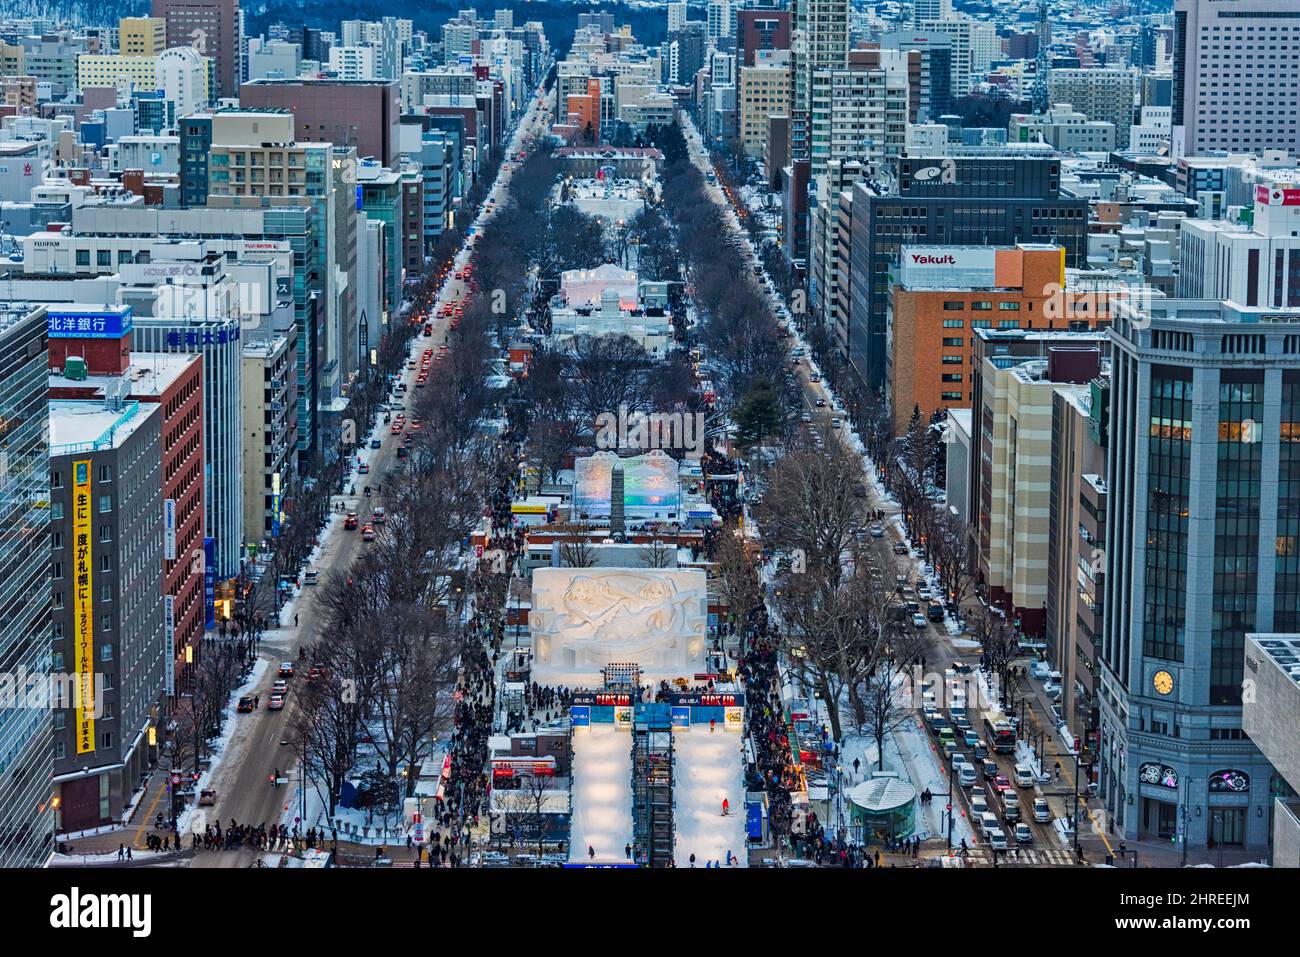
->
[[0, 304, 53, 867]]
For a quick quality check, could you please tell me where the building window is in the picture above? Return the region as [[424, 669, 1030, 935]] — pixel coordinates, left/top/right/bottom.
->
[[942, 337, 964, 347], [100, 642, 113, 660], [971, 301, 992, 311], [98, 465, 112, 483], [52, 562, 63, 580], [943, 301, 965, 311], [99, 495, 112, 513], [99, 525, 112, 543], [943, 319, 963, 328], [999, 301, 1021, 311], [51, 502, 64, 520]]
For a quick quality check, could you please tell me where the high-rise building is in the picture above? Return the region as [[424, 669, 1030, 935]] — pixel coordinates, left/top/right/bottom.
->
[[1099, 297, 1292, 851], [736, 9, 791, 68], [151, 0, 242, 99], [738, 51, 791, 158], [789, 0, 850, 160], [49, 397, 164, 834], [667, 1, 688, 35], [0, 303, 52, 868], [1047, 377, 1108, 756], [119, 16, 167, 57], [239, 78, 402, 169], [1048, 67, 1138, 149], [1178, 176, 1300, 307], [1172, 0, 1300, 158], [47, 314, 206, 705], [847, 152, 1089, 393]]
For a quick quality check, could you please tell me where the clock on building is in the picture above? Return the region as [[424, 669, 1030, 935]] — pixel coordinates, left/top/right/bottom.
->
[[1153, 670, 1174, 695]]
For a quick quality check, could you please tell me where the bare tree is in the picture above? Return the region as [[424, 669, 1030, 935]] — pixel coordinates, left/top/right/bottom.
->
[[494, 772, 558, 859], [559, 539, 597, 568], [638, 539, 674, 568], [294, 669, 360, 818]]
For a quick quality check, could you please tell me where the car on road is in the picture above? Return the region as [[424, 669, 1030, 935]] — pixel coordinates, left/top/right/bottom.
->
[[391, 422, 403, 434], [237, 695, 256, 713], [815, 398, 826, 407], [372, 506, 386, 524], [272, 679, 288, 695], [268, 693, 285, 711], [831, 418, 841, 429], [911, 613, 927, 628], [893, 542, 908, 555], [979, 812, 1000, 837], [303, 568, 318, 586], [1014, 822, 1033, 844], [988, 828, 1009, 852], [1033, 798, 1052, 823], [869, 525, 884, 537], [344, 512, 359, 530], [361, 523, 376, 542], [1014, 764, 1037, 789], [370, 438, 382, 449], [1003, 800, 1021, 824], [993, 774, 1012, 793], [962, 728, 980, 748], [357, 462, 370, 474], [278, 662, 295, 678], [199, 789, 217, 807], [800, 412, 812, 422], [971, 795, 989, 816]]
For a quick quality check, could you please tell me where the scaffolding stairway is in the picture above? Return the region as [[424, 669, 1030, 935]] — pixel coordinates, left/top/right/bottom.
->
[[631, 702, 674, 868]]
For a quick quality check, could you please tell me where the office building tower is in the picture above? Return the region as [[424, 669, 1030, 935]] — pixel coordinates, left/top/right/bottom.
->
[[0, 304, 52, 867]]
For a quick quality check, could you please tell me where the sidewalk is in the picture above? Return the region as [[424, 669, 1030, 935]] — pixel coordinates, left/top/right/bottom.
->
[[61, 764, 175, 856]]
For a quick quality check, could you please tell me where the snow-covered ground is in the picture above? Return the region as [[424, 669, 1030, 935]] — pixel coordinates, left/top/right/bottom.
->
[[672, 727, 747, 867], [569, 724, 634, 863]]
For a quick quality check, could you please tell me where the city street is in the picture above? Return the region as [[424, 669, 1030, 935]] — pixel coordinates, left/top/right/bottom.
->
[[184, 86, 553, 867], [680, 114, 1107, 865]]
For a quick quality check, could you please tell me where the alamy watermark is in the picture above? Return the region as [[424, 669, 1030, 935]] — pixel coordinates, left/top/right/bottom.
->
[[1, 668, 107, 718], [594, 404, 705, 457]]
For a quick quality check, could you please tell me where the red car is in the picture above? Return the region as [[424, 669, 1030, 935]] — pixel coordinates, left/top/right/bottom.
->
[[993, 774, 1012, 793], [391, 422, 403, 434], [344, 512, 359, 530]]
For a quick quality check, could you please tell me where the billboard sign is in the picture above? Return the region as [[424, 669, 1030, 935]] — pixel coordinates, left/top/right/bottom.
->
[[899, 246, 998, 289], [72, 460, 96, 754], [1256, 184, 1300, 207], [48, 307, 133, 340]]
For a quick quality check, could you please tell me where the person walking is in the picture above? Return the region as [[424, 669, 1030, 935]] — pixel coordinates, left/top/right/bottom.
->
[[588, 844, 595, 860]]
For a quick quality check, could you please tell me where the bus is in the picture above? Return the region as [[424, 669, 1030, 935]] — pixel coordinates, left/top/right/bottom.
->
[[982, 713, 1016, 754]]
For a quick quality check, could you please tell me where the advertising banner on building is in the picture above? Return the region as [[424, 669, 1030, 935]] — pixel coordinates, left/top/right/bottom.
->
[[163, 498, 177, 560], [163, 595, 175, 697], [204, 536, 216, 629], [72, 460, 96, 755], [899, 246, 997, 289]]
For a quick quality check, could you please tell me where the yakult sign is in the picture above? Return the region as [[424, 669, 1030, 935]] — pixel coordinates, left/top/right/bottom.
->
[[899, 246, 997, 288]]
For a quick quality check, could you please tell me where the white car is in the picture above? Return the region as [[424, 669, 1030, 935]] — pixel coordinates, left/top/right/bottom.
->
[[1014, 822, 1033, 844], [988, 828, 1009, 851], [800, 412, 812, 422], [911, 613, 928, 628]]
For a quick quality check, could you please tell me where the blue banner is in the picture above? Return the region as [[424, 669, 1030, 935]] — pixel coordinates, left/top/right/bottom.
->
[[204, 536, 216, 628], [746, 801, 763, 840], [671, 706, 691, 729], [48, 307, 133, 339], [570, 706, 590, 727]]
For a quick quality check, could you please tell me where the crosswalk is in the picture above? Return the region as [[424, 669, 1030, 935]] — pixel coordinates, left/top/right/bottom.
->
[[960, 846, 1078, 867]]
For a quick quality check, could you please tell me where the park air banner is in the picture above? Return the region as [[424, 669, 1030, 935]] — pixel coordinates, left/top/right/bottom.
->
[[73, 459, 96, 754]]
